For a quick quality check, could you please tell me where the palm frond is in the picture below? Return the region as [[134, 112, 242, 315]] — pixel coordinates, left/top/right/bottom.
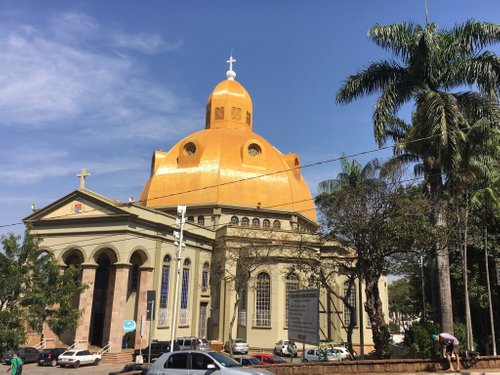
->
[[336, 60, 407, 104], [368, 22, 423, 63], [448, 20, 500, 56]]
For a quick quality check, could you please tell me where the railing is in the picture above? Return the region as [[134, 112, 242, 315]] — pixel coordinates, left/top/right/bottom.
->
[[66, 339, 83, 351], [34, 339, 46, 350], [97, 342, 111, 356], [179, 309, 190, 325], [158, 308, 170, 326]]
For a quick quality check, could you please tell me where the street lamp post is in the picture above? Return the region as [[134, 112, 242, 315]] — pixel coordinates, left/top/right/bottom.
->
[[170, 205, 186, 352]]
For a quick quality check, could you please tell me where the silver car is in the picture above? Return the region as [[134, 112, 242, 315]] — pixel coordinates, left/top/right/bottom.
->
[[148, 350, 274, 375]]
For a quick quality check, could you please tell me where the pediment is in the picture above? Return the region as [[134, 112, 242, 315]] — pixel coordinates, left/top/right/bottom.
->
[[24, 189, 128, 223], [44, 197, 115, 219]]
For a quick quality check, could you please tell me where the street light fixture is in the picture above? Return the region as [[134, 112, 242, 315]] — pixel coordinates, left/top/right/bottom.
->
[[170, 205, 186, 352]]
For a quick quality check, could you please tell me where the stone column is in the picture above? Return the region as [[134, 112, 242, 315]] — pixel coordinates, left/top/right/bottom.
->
[[134, 266, 154, 349], [106, 263, 130, 353], [75, 263, 97, 349]]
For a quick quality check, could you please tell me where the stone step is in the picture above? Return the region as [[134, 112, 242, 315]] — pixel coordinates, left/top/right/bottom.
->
[[101, 350, 135, 365]]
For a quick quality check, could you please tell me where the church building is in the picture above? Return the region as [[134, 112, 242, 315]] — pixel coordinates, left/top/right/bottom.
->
[[25, 58, 387, 354]]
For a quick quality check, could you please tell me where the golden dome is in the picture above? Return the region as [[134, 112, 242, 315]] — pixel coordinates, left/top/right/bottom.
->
[[139, 63, 316, 222]]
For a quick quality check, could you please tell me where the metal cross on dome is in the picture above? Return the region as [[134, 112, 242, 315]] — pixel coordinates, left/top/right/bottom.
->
[[226, 55, 236, 71]]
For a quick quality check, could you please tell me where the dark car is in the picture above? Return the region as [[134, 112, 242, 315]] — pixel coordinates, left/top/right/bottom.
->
[[109, 363, 149, 375], [133, 341, 178, 363], [3, 347, 40, 364], [38, 347, 67, 366]]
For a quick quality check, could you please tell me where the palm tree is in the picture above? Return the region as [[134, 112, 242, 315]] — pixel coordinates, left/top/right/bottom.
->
[[336, 20, 500, 333], [318, 155, 380, 193]]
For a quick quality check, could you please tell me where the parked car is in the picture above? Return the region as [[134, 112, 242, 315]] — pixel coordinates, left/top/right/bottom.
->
[[274, 340, 297, 357], [250, 353, 286, 365], [38, 347, 67, 366], [148, 350, 273, 375], [133, 341, 178, 362], [329, 346, 352, 360], [109, 363, 149, 374], [303, 348, 339, 362], [224, 338, 249, 354], [2, 347, 40, 364], [234, 355, 262, 366], [58, 349, 101, 368], [175, 337, 210, 351]]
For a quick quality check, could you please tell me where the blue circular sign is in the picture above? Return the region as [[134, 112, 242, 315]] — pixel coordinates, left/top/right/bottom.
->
[[123, 320, 136, 333]]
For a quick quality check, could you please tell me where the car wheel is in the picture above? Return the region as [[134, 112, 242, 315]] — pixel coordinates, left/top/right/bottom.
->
[[93, 358, 99, 365], [74, 361, 80, 368], [60, 364, 66, 368], [51, 359, 58, 367]]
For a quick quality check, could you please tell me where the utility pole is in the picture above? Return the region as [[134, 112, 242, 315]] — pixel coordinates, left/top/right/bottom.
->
[[170, 205, 186, 352]]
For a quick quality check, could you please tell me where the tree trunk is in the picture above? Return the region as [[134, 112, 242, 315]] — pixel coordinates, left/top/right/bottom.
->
[[227, 294, 240, 357], [429, 172, 454, 333], [364, 274, 390, 358]]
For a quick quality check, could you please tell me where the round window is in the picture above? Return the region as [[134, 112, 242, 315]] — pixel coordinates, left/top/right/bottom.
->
[[184, 142, 197, 156], [248, 143, 261, 157]]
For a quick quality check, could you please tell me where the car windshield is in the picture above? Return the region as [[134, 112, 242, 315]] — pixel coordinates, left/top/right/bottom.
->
[[248, 357, 261, 365], [208, 352, 241, 368], [272, 355, 286, 362], [42, 349, 52, 353], [234, 339, 246, 344], [63, 351, 75, 356]]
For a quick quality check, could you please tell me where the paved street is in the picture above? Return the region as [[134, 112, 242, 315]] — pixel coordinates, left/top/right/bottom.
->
[[7, 361, 500, 375]]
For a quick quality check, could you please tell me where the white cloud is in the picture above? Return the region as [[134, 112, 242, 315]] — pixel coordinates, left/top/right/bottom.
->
[[110, 31, 183, 54], [0, 10, 188, 142]]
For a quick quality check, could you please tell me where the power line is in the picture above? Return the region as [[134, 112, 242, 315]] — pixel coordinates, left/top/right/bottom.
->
[[0, 128, 466, 230]]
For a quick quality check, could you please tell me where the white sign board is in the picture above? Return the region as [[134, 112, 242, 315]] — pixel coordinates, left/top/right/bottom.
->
[[287, 289, 319, 346]]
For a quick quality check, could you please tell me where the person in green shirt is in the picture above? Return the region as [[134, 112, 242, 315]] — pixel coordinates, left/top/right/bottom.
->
[[7, 352, 23, 375]]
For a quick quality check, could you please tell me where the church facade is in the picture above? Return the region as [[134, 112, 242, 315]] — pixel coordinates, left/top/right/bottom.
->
[[25, 59, 388, 353]]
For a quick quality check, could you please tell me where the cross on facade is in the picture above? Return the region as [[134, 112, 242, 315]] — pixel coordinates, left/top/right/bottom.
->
[[226, 55, 236, 71], [77, 168, 90, 189]]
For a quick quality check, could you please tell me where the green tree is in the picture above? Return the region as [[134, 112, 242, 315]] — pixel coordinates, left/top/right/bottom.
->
[[336, 20, 500, 334], [0, 229, 86, 351], [388, 279, 420, 329], [316, 180, 435, 357], [318, 155, 380, 193]]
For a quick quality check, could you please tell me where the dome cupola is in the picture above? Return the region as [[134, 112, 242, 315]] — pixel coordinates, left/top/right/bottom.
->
[[205, 55, 253, 131]]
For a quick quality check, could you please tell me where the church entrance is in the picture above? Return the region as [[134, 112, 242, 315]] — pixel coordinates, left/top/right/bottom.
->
[[89, 253, 111, 347]]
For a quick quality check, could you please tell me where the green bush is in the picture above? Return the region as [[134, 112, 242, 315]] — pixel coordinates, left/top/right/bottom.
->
[[404, 321, 440, 358], [404, 321, 468, 358]]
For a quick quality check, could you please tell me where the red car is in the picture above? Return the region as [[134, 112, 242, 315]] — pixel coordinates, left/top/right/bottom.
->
[[250, 353, 286, 365]]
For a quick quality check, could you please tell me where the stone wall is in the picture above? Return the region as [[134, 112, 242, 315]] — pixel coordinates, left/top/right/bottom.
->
[[267, 356, 500, 374]]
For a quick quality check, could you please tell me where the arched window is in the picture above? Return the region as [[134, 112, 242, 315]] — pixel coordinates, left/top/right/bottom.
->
[[241, 217, 249, 227], [285, 273, 299, 326], [197, 216, 205, 226], [187, 216, 194, 223], [262, 219, 271, 229], [230, 216, 239, 225], [272, 220, 281, 229], [344, 282, 356, 326], [130, 264, 139, 291], [255, 272, 271, 327], [180, 258, 191, 325], [201, 262, 210, 293], [252, 218, 260, 228], [158, 255, 171, 326]]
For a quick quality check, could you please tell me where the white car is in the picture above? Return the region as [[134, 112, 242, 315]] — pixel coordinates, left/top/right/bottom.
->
[[148, 350, 273, 375], [303, 348, 340, 362], [330, 346, 352, 360], [58, 350, 101, 368], [274, 339, 297, 356], [224, 338, 249, 354]]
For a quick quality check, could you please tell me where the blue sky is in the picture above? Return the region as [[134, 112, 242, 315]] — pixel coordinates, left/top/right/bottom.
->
[[1, 0, 499, 236]]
